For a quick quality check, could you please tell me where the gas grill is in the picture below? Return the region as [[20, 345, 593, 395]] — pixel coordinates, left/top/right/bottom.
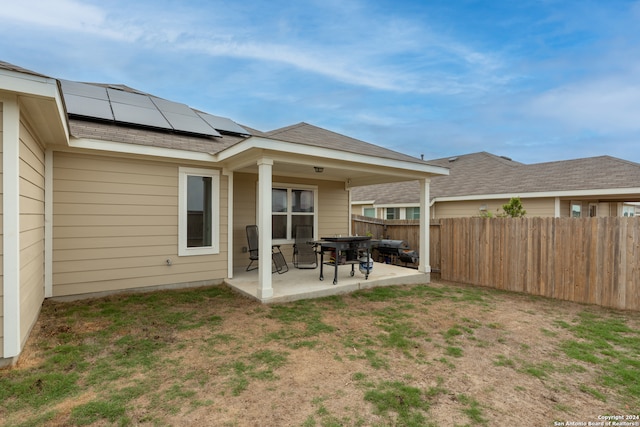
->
[[373, 239, 419, 266]]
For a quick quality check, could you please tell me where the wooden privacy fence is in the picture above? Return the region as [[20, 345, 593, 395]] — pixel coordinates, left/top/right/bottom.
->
[[440, 217, 640, 311], [351, 215, 440, 271]]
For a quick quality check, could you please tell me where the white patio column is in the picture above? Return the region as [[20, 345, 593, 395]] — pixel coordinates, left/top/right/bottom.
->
[[257, 158, 274, 299], [223, 169, 234, 279], [2, 95, 21, 358], [418, 178, 431, 276]]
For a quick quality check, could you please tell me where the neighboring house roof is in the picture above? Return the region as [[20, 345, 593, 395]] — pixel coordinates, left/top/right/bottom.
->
[[351, 151, 640, 204]]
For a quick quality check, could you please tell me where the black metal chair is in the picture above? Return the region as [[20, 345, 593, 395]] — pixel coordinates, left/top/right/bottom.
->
[[292, 224, 318, 269], [246, 225, 288, 274]]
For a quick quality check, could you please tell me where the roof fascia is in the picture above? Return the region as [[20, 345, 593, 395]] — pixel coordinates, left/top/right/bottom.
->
[[434, 187, 640, 202], [0, 68, 56, 97], [374, 203, 420, 208], [0, 68, 69, 144], [69, 136, 217, 162], [215, 136, 450, 177]]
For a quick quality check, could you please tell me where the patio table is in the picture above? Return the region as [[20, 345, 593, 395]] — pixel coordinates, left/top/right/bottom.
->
[[312, 236, 373, 285]]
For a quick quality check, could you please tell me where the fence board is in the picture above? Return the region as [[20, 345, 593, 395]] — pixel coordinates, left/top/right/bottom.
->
[[351, 215, 441, 271], [354, 215, 639, 311], [439, 217, 640, 311]]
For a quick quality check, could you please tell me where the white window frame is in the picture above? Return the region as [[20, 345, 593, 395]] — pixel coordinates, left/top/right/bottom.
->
[[271, 182, 318, 245], [622, 204, 636, 217], [570, 201, 582, 218], [386, 207, 400, 220], [362, 207, 376, 218], [405, 206, 420, 220], [178, 167, 220, 256]]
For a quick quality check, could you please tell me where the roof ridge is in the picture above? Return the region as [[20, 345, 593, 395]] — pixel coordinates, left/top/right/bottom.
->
[[522, 153, 637, 167], [266, 122, 308, 136], [0, 60, 52, 78]]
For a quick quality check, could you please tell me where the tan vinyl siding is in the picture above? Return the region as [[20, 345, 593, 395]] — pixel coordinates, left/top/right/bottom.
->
[[517, 198, 556, 217], [233, 173, 258, 269], [433, 197, 556, 219], [318, 180, 349, 236], [232, 173, 350, 269], [0, 101, 4, 357], [19, 119, 45, 352], [53, 152, 227, 297]]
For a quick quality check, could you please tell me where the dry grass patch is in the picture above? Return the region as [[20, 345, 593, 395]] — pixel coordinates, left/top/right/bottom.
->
[[1, 281, 639, 426]]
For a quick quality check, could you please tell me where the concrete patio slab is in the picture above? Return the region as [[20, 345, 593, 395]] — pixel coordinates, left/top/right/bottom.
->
[[225, 261, 428, 304]]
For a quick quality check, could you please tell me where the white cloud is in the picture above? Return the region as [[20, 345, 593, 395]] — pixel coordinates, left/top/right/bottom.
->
[[1, 0, 507, 96], [0, 0, 139, 41], [526, 77, 640, 132]]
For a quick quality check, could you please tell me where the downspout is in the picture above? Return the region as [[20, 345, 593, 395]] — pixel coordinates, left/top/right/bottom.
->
[[45, 148, 53, 297], [430, 196, 437, 220]]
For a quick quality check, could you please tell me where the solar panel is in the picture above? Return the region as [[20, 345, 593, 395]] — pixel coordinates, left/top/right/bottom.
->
[[151, 97, 194, 115], [63, 93, 114, 120], [197, 112, 250, 135], [151, 97, 221, 136], [59, 79, 109, 100], [60, 80, 249, 137], [111, 102, 172, 130], [107, 88, 156, 108]]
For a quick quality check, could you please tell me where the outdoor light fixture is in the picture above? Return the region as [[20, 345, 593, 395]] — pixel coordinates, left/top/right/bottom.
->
[[314, 167, 324, 173]]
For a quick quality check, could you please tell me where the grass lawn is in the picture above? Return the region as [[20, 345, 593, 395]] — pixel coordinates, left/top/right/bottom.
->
[[1, 280, 639, 426]]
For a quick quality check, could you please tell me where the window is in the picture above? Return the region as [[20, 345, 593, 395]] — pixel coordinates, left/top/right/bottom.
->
[[179, 167, 220, 256], [272, 185, 317, 242], [570, 202, 582, 218], [363, 207, 376, 218], [386, 208, 400, 220], [588, 203, 598, 217], [406, 207, 420, 219], [623, 205, 636, 217]]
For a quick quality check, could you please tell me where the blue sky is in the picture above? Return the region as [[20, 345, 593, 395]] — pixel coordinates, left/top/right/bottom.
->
[[2, 0, 640, 164]]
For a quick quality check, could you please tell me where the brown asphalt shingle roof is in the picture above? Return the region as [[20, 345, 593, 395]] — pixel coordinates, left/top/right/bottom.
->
[[0, 60, 50, 78], [266, 122, 429, 165], [68, 119, 247, 154], [351, 151, 640, 203], [0, 61, 440, 166]]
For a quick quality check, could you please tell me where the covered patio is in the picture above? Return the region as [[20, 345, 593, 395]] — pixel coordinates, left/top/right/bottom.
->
[[226, 262, 427, 304]]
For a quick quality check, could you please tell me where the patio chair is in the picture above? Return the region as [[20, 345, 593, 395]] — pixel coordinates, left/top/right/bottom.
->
[[292, 224, 318, 269], [246, 225, 289, 274]]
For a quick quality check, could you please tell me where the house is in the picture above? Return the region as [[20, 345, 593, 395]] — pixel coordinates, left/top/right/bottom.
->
[[0, 61, 448, 366], [351, 151, 640, 220]]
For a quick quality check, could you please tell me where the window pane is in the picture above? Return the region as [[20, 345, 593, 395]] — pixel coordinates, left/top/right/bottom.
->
[[272, 189, 287, 213], [292, 189, 314, 212], [292, 215, 313, 236], [363, 208, 375, 218], [187, 175, 212, 247], [386, 208, 399, 220], [571, 203, 581, 218], [272, 215, 287, 239], [406, 207, 420, 219]]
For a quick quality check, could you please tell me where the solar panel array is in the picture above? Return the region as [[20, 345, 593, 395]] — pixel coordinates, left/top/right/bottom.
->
[[59, 79, 250, 137]]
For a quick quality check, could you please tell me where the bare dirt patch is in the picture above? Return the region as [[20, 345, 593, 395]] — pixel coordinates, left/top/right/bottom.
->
[[3, 279, 639, 426]]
